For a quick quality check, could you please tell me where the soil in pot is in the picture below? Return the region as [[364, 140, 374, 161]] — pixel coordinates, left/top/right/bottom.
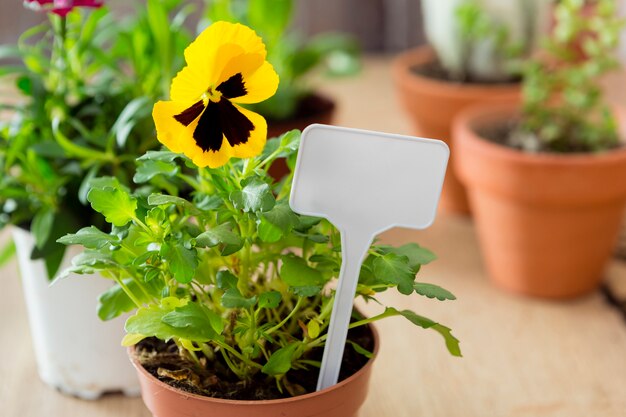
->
[[133, 323, 373, 401], [267, 93, 336, 180], [392, 46, 521, 215]]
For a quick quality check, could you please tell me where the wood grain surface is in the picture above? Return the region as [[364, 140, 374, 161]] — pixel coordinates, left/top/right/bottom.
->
[[1, 57, 626, 417]]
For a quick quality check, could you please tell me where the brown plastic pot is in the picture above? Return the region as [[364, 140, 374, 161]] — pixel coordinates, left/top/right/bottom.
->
[[129, 326, 378, 417], [453, 102, 626, 299], [267, 93, 336, 180], [392, 46, 521, 215]]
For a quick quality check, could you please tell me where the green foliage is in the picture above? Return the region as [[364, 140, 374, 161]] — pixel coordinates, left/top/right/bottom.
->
[[58, 130, 460, 391], [0, 3, 191, 277], [520, 0, 625, 152], [203, 0, 360, 120]]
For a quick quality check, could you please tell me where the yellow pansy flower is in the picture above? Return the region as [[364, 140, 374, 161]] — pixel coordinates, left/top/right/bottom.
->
[[153, 22, 279, 168]]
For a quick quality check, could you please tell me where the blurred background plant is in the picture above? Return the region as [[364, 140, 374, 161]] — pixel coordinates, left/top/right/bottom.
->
[[0, 0, 192, 277], [421, 0, 552, 83], [516, 0, 626, 152], [202, 0, 361, 121]]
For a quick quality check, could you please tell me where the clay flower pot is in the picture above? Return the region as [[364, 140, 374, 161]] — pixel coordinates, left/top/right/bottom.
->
[[267, 93, 336, 180], [392, 46, 520, 215], [129, 326, 378, 417], [453, 103, 626, 298]]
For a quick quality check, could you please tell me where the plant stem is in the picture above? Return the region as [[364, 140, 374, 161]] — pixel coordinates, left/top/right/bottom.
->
[[266, 297, 304, 335]]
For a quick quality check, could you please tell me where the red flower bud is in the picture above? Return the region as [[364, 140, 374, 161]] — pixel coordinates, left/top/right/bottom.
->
[[24, 0, 103, 17]]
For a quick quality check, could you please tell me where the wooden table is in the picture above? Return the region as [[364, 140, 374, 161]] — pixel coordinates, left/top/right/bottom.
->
[[1, 57, 626, 417]]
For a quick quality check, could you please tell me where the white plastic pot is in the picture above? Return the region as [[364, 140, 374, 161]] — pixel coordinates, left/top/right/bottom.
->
[[12, 227, 139, 400], [421, 0, 552, 82]]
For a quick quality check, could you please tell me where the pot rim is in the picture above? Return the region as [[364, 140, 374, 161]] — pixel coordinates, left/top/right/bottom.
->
[[128, 322, 379, 406], [391, 46, 521, 96], [453, 102, 626, 166]]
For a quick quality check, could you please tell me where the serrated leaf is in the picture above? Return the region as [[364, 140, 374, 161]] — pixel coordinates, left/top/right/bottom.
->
[[413, 283, 456, 301], [134, 160, 179, 183], [196, 224, 242, 249], [88, 187, 137, 227], [57, 226, 120, 249], [160, 242, 197, 284], [162, 302, 223, 338], [262, 343, 299, 376], [230, 177, 275, 213], [392, 308, 462, 357], [258, 291, 281, 309], [147, 194, 201, 215], [373, 253, 415, 295], [125, 298, 219, 343], [378, 243, 437, 269], [221, 288, 257, 309]]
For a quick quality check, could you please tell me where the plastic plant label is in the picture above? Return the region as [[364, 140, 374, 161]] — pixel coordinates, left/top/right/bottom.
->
[[289, 124, 449, 390]]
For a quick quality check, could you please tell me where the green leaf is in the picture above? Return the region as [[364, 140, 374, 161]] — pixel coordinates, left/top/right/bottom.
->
[[111, 97, 151, 148], [160, 242, 197, 284], [221, 288, 257, 309], [348, 340, 373, 359], [393, 308, 462, 357], [147, 194, 201, 215], [280, 254, 325, 288], [230, 177, 275, 213], [258, 291, 282, 309], [162, 302, 223, 338], [195, 223, 243, 252], [31, 209, 54, 250], [97, 278, 159, 321], [259, 200, 299, 242], [134, 160, 179, 183], [248, 0, 292, 39], [138, 151, 182, 162], [262, 343, 299, 376], [0, 240, 15, 268], [413, 283, 456, 301], [125, 298, 219, 343], [292, 286, 322, 297], [378, 243, 437, 269], [57, 226, 120, 250], [372, 253, 415, 295], [88, 187, 137, 227], [216, 270, 238, 290]]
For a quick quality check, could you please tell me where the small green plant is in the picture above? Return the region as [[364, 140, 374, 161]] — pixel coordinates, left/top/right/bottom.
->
[[202, 0, 360, 120], [58, 21, 460, 399], [518, 0, 625, 152], [0, 1, 191, 276]]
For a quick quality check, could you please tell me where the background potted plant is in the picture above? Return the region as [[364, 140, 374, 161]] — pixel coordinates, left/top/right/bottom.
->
[[0, 0, 191, 398], [393, 0, 552, 214], [202, 0, 360, 177], [58, 21, 461, 415], [453, 0, 626, 298]]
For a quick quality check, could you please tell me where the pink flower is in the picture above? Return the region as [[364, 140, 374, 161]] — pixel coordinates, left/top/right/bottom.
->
[[24, 0, 103, 17]]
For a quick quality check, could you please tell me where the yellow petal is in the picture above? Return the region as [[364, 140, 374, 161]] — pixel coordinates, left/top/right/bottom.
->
[[190, 141, 233, 169], [229, 104, 267, 159], [216, 52, 265, 88], [179, 22, 266, 96], [152, 100, 199, 153], [232, 61, 280, 105]]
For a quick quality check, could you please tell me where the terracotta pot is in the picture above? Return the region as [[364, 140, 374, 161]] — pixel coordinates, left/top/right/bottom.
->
[[267, 93, 336, 180], [453, 102, 626, 298], [392, 46, 521, 215], [129, 326, 378, 417]]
